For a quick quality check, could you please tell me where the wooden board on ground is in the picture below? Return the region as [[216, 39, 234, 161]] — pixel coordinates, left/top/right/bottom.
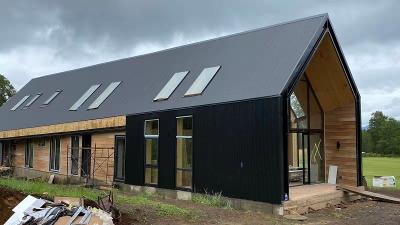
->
[[338, 185, 400, 204], [54, 196, 82, 207], [55, 215, 105, 225]]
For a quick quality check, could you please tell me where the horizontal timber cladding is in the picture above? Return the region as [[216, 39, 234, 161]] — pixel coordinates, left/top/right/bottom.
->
[[0, 116, 126, 139], [126, 97, 285, 204], [325, 103, 357, 186]]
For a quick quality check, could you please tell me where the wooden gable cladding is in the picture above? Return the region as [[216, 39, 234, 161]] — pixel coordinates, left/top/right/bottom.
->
[[0, 116, 126, 139], [306, 32, 355, 112], [325, 103, 357, 186]]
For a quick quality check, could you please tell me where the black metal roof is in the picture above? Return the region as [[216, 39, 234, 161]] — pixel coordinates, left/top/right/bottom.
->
[[0, 14, 330, 131]]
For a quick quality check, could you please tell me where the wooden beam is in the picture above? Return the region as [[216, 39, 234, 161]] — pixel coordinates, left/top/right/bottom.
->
[[338, 185, 400, 204], [0, 116, 126, 139]]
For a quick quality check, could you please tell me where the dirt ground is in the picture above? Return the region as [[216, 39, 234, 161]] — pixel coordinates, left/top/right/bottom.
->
[[0, 188, 26, 223], [116, 189, 400, 225], [1, 188, 400, 225], [116, 199, 400, 225]]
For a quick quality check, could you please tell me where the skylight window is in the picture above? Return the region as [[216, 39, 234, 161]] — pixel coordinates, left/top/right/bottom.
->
[[69, 84, 101, 111], [184, 66, 221, 97], [24, 93, 42, 108], [10, 95, 30, 111], [88, 81, 122, 110], [154, 71, 189, 101], [43, 90, 62, 105]]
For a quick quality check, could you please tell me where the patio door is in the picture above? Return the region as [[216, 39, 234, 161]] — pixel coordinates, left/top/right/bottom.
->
[[289, 131, 325, 186], [288, 132, 309, 186]]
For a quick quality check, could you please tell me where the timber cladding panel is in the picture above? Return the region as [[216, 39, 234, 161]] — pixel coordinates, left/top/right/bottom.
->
[[325, 103, 357, 186], [0, 116, 126, 139]]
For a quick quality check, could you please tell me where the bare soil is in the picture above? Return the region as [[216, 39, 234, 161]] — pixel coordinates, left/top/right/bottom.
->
[[0, 188, 26, 223], [1, 188, 400, 225]]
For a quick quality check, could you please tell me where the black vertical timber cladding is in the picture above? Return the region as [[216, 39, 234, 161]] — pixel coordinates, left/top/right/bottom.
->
[[125, 97, 284, 204]]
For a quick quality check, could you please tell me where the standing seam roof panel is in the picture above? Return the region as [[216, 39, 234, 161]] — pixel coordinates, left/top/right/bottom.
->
[[0, 14, 328, 131]]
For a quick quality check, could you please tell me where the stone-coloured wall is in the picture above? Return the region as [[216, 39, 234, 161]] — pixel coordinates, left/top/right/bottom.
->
[[9, 130, 125, 184]]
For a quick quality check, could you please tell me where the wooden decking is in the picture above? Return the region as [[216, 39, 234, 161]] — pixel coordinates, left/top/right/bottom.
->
[[284, 183, 360, 215]]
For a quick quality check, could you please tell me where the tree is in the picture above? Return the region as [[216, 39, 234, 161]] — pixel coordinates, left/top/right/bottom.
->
[[366, 111, 400, 155], [0, 74, 16, 107], [362, 130, 373, 153]]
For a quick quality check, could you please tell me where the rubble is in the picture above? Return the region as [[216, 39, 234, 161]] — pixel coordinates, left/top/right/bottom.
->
[[5, 192, 118, 225]]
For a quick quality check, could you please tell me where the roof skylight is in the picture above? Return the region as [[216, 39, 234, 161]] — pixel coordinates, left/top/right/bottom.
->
[[24, 93, 42, 108], [184, 66, 221, 97], [43, 90, 62, 105], [88, 81, 122, 109], [10, 95, 30, 111], [69, 84, 101, 111], [154, 71, 189, 101]]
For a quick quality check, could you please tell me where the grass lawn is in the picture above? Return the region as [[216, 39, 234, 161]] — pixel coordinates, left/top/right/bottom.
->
[[0, 177, 191, 217], [363, 157, 400, 189]]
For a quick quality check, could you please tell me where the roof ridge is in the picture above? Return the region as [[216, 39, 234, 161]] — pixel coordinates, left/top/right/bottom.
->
[[30, 13, 329, 81]]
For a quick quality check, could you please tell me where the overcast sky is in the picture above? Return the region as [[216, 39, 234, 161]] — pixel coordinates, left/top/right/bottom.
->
[[0, 1, 399, 125]]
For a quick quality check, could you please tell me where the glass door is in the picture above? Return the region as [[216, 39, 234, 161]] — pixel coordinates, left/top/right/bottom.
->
[[300, 133, 309, 184], [310, 133, 324, 183], [288, 132, 309, 186]]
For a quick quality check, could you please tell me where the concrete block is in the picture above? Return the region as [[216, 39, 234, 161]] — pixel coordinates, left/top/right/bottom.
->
[[144, 186, 157, 195], [273, 205, 284, 216], [130, 185, 142, 193], [177, 190, 192, 201], [156, 188, 177, 199]]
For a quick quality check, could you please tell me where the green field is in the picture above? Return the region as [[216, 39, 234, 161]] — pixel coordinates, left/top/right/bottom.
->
[[363, 157, 400, 189]]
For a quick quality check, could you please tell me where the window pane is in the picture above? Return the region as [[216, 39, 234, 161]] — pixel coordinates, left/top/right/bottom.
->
[[43, 90, 62, 105], [69, 84, 101, 111], [144, 119, 158, 185], [11, 95, 30, 111], [310, 89, 323, 129], [145, 167, 158, 185], [176, 138, 192, 169], [115, 137, 125, 180], [25, 94, 42, 107], [71, 136, 79, 175], [50, 137, 60, 171], [25, 140, 34, 168], [154, 71, 189, 101], [290, 80, 308, 129], [145, 139, 158, 165], [177, 117, 193, 136], [184, 66, 221, 96], [55, 138, 60, 171], [145, 120, 159, 135], [176, 116, 192, 189], [88, 81, 122, 109], [176, 170, 192, 189]]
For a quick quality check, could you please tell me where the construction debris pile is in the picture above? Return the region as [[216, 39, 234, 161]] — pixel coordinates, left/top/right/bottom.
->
[[5, 192, 119, 225]]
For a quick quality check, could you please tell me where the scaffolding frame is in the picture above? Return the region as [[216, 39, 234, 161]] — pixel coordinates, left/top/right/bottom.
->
[[66, 144, 115, 187]]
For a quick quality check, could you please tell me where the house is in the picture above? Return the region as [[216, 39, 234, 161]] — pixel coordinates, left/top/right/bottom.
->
[[0, 14, 361, 207]]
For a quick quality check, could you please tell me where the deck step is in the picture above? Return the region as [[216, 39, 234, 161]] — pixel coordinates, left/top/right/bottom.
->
[[283, 189, 360, 215]]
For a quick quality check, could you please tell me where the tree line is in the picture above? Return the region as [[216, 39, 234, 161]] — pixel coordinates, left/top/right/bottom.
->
[[363, 111, 400, 156]]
